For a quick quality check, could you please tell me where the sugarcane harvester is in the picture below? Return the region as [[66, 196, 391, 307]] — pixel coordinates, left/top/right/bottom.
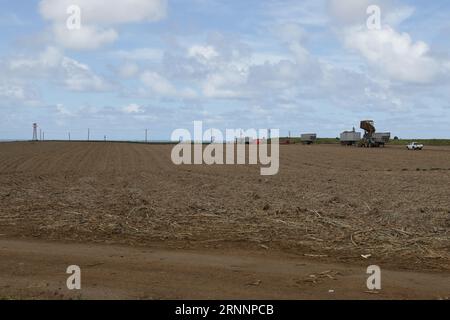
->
[[358, 120, 390, 148]]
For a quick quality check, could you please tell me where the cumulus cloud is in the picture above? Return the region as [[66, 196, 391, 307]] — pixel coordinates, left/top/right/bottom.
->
[[140, 71, 197, 99], [0, 83, 39, 106], [52, 24, 118, 50], [327, 0, 376, 25], [122, 103, 144, 114], [247, 60, 300, 90], [276, 23, 307, 43], [188, 25, 323, 101], [343, 26, 441, 84], [328, 0, 414, 27], [117, 62, 140, 78], [327, 0, 446, 84], [384, 5, 415, 27], [39, 0, 167, 24], [39, 0, 167, 50], [3, 0, 450, 139], [188, 45, 219, 61], [5, 47, 112, 92], [122, 27, 326, 104], [61, 57, 112, 91], [203, 68, 249, 99], [140, 71, 176, 96], [55, 103, 74, 116]]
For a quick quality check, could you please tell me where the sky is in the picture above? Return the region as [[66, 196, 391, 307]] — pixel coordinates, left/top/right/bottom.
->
[[0, 0, 450, 140]]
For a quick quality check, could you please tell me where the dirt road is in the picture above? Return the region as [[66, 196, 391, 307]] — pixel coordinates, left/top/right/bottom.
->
[[0, 239, 448, 300]]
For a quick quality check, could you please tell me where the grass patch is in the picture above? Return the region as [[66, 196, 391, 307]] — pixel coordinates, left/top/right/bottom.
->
[[276, 137, 450, 146], [389, 139, 450, 146], [277, 137, 340, 144]]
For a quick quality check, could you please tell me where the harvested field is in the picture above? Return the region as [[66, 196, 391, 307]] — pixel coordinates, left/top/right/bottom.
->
[[1, 141, 449, 299], [0, 141, 449, 274], [0, 142, 450, 270]]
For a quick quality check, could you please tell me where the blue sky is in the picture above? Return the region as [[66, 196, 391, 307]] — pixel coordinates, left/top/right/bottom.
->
[[1, 0, 450, 140]]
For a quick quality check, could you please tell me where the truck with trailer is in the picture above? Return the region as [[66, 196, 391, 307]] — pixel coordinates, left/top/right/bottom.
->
[[340, 121, 390, 148], [372, 132, 391, 147], [340, 129, 361, 146], [358, 120, 390, 148], [300, 133, 317, 145]]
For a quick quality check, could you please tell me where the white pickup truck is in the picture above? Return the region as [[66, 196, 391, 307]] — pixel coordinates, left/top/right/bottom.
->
[[407, 142, 424, 150]]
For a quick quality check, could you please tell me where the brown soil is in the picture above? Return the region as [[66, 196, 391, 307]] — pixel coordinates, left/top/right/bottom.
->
[[0, 142, 449, 299], [1, 239, 448, 300]]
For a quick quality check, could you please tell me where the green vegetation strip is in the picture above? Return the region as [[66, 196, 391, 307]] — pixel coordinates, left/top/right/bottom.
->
[[275, 138, 450, 146]]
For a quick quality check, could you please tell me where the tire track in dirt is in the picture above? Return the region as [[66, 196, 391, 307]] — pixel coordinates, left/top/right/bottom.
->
[[0, 239, 449, 300]]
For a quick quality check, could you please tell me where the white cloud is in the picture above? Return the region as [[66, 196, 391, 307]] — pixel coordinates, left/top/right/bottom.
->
[[140, 71, 176, 96], [202, 67, 249, 99], [0, 84, 29, 100], [122, 103, 144, 114], [39, 0, 167, 24], [188, 45, 219, 61], [247, 60, 299, 90], [56, 103, 73, 116], [139, 70, 198, 99], [118, 62, 140, 78], [39, 0, 167, 50], [251, 52, 290, 65], [0, 80, 41, 107], [384, 6, 415, 27], [327, 0, 415, 28], [327, 0, 375, 25], [179, 88, 198, 100], [326, 0, 446, 84], [61, 57, 111, 91], [6, 47, 111, 92], [52, 24, 118, 50], [343, 26, 441, 83], [276, 23, 306, 43]]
